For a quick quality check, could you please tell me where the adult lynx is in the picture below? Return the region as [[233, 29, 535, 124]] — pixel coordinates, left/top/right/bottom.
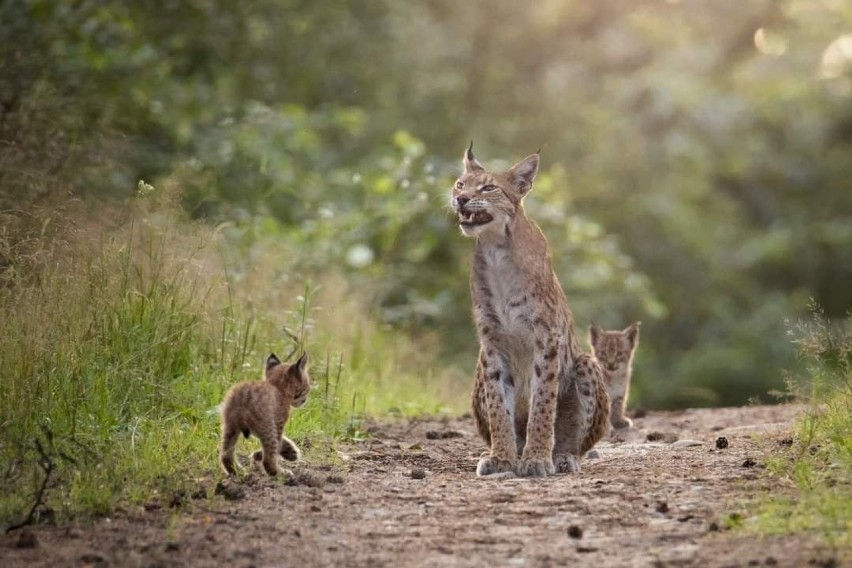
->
[[219, 353, 310, 477], [452, 145, 609, 477]]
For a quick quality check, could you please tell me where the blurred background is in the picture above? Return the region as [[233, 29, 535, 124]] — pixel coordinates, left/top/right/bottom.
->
[[2, 0, 851, 410]]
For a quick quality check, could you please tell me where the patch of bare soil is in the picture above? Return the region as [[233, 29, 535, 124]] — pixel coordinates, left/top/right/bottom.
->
[[2, 405, 846, 567]]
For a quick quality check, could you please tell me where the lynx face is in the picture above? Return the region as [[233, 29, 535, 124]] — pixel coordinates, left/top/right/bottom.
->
[[589, 323, 640, 375], [451, 144, 539, 238], [265, 352, 311, 407]]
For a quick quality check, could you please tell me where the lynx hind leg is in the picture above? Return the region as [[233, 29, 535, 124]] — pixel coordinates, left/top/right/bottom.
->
[[471, 363, 491, 447], [552, 354, 608, 473], [219, 423, 240, 476], [279, 436, 301, 462], [254, 423, 287, 476], [581, 357, 611, 454]]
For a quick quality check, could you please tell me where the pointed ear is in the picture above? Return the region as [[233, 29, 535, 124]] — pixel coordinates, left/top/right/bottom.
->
[[589, 323, 602, 348], [463, 141, 484, 174], [508, 152, 540, 194], [624, 322, 641, 348], [266, 353, 281, 369], [295, 352, 309, 373]]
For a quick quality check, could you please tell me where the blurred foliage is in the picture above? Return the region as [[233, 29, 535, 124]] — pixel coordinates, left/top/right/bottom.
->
[[3, 0, 852, 408]]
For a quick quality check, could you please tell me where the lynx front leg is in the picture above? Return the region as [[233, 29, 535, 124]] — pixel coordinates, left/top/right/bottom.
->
[[476, 349, 518, 477], [518, 342, 560, 477]]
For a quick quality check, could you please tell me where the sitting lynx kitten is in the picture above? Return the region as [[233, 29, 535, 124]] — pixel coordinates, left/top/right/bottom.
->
[[453, 145, 610, 476], [590, 323, 640, 429], [219, 352, 310, 476]]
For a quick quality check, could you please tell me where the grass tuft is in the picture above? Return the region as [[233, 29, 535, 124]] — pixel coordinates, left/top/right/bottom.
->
[[752, 304, 852, 550]]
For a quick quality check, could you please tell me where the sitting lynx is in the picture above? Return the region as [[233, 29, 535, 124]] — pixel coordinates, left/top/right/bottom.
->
[[453, 144, 610, 476], [219, 352, 310, 476], [590, 323, 640, 429]]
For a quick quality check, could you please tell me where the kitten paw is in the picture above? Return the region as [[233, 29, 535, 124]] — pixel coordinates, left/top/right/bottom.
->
[[554, 454, 581, 473], [612, 417, 633, 429], [279, 440, 301, 462], [476, 455, 516, 477], [516, 457, 556, 477]]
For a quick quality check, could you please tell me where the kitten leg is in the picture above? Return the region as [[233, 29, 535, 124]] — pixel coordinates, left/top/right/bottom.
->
[[610, 395, 633, 429], [256, 422, 285, 476], [279, 436, 301, 462], [219, 424, 240, 476]]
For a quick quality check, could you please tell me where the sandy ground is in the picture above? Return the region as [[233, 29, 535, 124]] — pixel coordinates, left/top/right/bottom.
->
[[2, 404, 846, 567]]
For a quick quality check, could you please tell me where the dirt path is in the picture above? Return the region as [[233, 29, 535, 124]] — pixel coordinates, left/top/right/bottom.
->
[[2, 404, 844, 567]]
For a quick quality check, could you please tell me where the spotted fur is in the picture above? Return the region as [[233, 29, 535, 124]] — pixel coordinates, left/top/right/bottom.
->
[[590, 323, 640, 429], [219, 352, 310, 476], [454, 145, 609, 476]]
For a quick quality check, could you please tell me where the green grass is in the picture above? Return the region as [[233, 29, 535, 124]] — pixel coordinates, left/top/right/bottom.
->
[[750, 306, 852, 550], [0, 193, 465, 529]]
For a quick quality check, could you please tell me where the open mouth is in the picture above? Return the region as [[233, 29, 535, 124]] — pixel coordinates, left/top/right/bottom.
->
[[458, 210, 494, 228]]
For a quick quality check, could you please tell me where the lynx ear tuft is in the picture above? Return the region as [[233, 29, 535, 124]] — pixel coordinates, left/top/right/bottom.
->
[[266, 353, 281, 369], [509, 153, 540, 195], [625, 322, 641, 347], [295, 352, 309, 373], [589, 323, 602, 347], [463, 141, 485, 173]]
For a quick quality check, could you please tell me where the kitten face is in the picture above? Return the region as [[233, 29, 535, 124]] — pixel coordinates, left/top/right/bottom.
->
[[590, 323, 640, 373], [265, 352, 311, 407]]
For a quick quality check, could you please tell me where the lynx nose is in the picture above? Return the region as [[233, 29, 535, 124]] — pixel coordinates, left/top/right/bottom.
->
[[455, 195, 470, 211]]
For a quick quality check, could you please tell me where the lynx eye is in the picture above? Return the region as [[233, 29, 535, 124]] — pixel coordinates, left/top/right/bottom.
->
[[480, 184, 498, 193], [455, 180, 464, 190]]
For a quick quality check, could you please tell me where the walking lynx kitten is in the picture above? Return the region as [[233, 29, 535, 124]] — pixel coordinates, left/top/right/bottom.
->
[[453, 145, 610, 477], [219, 352, 310, 476], [590, 323, 640, 429]]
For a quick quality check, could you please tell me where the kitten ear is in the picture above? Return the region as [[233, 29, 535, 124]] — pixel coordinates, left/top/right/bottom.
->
[[463, 141, 484, 174], [589, 323, 602, 348], [624, 322, 641, 348], [295, 352, 309, 373], [266, 353, 281, 369], [508, 152, 540, 195]]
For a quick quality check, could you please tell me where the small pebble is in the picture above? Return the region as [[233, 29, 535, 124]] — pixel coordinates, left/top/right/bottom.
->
[[410, 468, 427, 480], [586, 450, 600, 459], [715, 437, 729, 449]]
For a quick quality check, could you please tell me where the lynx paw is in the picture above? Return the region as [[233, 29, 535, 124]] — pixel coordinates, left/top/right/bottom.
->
[[554, 454, 581, 474], [612, 416, 633, 429], [516, 457, 556, 477], [476, 455, 516, 477]]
